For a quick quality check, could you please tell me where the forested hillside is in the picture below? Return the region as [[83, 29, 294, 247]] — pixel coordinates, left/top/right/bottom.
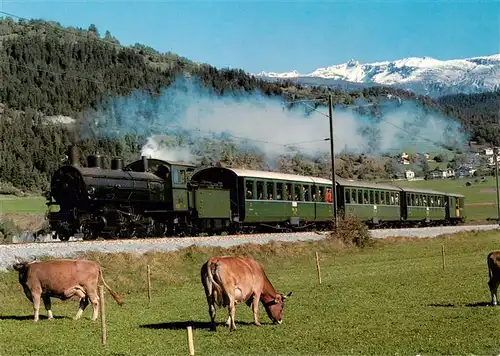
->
[[0, 17, 498, 193]]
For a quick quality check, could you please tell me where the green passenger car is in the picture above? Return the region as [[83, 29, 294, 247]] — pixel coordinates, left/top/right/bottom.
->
[[400, 187, 448, 224], [336, 178, 402, 227], [190, 167, 335, 231], [446, 193, 465, 223]]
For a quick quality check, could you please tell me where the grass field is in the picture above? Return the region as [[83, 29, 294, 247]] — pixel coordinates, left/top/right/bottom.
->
[[1, 232, 500, 355], [0, 195, 48, 214]]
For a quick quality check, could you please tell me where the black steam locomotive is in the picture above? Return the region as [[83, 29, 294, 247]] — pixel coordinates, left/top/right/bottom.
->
[[46, 145, 232, 241]]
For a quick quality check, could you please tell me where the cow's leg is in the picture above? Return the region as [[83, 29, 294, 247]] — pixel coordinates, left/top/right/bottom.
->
[[42, 295, 53, 320], [251, 294, 261, 326], [207, 298, 217, 331], [88, 292, 100, 321], [32, 292, 41, 322], [74, 296, 89, 320], [228, 297, 237, 331], [488, 277, 499, 306]]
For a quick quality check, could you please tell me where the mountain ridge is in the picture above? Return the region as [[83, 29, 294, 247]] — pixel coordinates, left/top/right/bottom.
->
[[254, 54, 500, 97]]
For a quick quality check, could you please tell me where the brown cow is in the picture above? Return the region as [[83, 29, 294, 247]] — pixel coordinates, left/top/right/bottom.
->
[[487, 251, 500, 306], [200, 256, 292, 331], [12, 257, 124, 322]]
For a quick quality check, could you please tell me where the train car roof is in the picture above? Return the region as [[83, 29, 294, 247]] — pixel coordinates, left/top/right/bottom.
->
[[194, 167, 334, 185], [399, 186, 450, 195], [336, 177, 402, 191], [125, 158, 197, 169]]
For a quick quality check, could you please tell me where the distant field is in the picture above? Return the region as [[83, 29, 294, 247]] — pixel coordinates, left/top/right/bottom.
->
[[394, 177, 499, 221], [1, 231, 500, 355], [0, 195, 48, 214]]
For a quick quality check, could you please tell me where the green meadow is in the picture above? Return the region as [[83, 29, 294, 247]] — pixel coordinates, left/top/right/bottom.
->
[[1, 231, 500, 355]]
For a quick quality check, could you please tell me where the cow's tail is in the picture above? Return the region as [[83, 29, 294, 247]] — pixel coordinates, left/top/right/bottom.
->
[[99, 268, 124, 306], [207, 260, 225, 307]]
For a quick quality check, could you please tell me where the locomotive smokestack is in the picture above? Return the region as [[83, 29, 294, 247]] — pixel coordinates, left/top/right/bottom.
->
[[142, 156, 148, 172], [111, 158, 123, 170], [87, 154, 103, 169], [68, 145, 79, 166]]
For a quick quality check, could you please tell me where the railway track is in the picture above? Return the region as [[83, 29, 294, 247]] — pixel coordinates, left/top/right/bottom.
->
[[1, 224, 498, 272]]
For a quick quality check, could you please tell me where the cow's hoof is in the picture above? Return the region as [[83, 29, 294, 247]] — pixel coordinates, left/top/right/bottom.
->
[[254, 322, 261, 327]]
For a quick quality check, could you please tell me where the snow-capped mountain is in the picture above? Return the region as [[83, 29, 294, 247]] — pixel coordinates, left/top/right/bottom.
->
[[254, 54, 500, 97]]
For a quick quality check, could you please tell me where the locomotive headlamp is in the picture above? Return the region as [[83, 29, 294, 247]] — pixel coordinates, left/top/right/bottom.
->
[[87, 186, 96, 195]]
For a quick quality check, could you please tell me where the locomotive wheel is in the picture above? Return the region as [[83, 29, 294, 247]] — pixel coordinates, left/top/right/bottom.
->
[[81, 223, 98, 241]]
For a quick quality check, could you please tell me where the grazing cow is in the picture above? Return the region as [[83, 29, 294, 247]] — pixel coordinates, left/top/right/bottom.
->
[[12, 257, 124, 322], [487, 251, 500, 306], [200, 256, 292, 331]]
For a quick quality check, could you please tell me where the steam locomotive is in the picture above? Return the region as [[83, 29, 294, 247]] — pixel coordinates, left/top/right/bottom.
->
[[46, 145, 465, 241], [46, 145, 232, 241]]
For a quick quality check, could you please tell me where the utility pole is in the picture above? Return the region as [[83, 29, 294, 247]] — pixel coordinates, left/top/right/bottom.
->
[[328, 95, 337, 229], [495, 147, 500, 225]]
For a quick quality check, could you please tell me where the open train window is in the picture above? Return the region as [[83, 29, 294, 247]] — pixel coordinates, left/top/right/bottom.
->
[[395, 193, 399, 205], [245, 180, 254, 199], [345, 189, 351, 204], [256, 181, 264, 200], [358, 190, 363, 204], [363, 191, 369, 204], [266, 182, 274, 200], [294, 184, 301, 201], [276, 182, 283, 200], [375, 191, 380, 204], [284, 183, 291, 200], [351, 189, 357, 204]]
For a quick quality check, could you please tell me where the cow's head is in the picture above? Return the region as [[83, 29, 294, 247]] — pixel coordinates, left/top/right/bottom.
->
[[12, 256, 36, 280], [263, 291, 292, 325]]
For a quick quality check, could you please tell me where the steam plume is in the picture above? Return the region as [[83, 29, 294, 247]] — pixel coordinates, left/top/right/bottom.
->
[[82, 76, 469, 165]]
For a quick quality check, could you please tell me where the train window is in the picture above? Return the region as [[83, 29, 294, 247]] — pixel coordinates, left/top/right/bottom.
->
[[303, 185, 310, 201], [294, 184, 302, 201], [266, 182, 274, 200], [284, 183, 291, 200], [395, 193, 399, 205], [246, 180, 254, 199], [257, 181, 264, 200], [351, 189, 357, 204], [311, 186, 317, 201], [390, 193, 395, 205], [358, 190, 363, 204], [318, 187, 324, 202], [363, 191, 369, 204], [375, 191, 380, 205], [345, 189, 351, 204], [172, 168, 180, 184], [180, 170, 186, 184], [369, 191, 374, 204], [276, 183, 283, 200]]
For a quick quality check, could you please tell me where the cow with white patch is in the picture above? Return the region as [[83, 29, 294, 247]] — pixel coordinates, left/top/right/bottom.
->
[[201, 256, 292, 331], [12, 257, 124, 322]]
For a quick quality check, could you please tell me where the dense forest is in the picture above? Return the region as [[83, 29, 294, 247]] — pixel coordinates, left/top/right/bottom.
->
[[0, 17, 498, 193]]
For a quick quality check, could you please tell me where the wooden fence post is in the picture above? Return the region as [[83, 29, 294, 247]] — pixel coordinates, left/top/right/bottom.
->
[[315, 252, 322, 284], [187, 326, 195, 355], [442, 244, 446, 270], [147, 264, 152, 304], [99, 285, 107, 345]]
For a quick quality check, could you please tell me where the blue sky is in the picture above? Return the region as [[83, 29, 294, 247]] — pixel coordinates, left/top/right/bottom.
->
[[1, 0, 498, 74]]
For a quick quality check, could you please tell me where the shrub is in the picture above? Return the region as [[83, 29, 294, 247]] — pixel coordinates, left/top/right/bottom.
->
[[329, 214, 372, 248], [0, 218, 20, 244]]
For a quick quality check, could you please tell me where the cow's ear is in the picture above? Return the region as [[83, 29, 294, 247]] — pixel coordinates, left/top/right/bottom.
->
[[283, 292, 292, 299]]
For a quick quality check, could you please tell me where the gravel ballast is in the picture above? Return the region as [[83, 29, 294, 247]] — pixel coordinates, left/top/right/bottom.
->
[[1, 224, 498, 272]]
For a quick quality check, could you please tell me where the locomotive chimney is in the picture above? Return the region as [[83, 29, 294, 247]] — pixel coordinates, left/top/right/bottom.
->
[[87, 154, 103, 169], [142, 156, 149, 172], [67, 145, 79, 166], [111, 158, 123, 170]]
